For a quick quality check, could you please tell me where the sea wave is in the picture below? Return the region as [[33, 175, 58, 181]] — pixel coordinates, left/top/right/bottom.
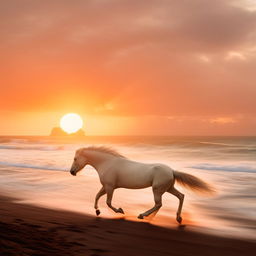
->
[[0, 145, 65, 151], [0, 138, 38, 144], [0, 161, 67, 172], [198, 141, 238, 147], [189, 163, 256, 173]]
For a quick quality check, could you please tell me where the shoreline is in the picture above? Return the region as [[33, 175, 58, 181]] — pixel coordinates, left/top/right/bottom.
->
[[0, 195, 255, 256], [0, 164, 256, 241]]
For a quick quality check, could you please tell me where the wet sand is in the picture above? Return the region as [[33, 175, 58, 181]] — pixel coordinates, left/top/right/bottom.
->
[[0, 195, 255, 256]]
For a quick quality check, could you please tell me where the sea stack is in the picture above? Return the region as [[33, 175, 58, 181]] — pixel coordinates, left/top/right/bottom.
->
[[50, 127, 85, 137]]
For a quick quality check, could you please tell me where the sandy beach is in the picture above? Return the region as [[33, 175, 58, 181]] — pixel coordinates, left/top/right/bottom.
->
[[1, 194, 255, 256]]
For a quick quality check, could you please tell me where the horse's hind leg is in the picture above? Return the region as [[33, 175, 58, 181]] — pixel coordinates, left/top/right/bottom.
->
[[168, 187, 184, 224], [138, 187, 165, 219], [94, 186, 106, 216]]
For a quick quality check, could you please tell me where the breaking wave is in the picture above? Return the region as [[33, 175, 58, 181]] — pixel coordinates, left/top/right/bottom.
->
[[0, 161, 67, 172], [0, 145, 65, 151], [189, 163, 256, 173]]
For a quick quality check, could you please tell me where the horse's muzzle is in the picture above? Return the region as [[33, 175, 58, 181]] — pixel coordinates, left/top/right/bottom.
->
[[70, 170, 76, 176]]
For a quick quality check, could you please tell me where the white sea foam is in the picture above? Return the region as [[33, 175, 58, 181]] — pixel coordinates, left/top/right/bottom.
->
[[0, 161, 67, 172], [0, 145, 65, 151], [189, 163, 256, 173]]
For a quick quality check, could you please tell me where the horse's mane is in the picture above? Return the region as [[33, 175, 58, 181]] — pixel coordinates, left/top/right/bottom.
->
[[83, 146, 126, 158]]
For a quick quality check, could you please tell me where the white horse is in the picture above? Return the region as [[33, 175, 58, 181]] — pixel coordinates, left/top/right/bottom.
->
[[70, 146, 213, 223]]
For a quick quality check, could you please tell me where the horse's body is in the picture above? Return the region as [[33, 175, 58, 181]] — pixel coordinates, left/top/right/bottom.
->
[[70, 146, 213, 223], [98, 157, 174, 189]]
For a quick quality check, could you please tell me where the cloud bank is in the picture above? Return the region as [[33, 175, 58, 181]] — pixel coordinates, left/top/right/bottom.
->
[[0, 0, 256, 134]]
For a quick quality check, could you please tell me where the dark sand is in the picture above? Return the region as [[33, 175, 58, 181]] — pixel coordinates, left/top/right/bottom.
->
[[0, 195, 255, 256]]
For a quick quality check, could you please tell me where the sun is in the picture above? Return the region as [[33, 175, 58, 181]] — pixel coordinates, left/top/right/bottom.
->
[[60, 113, 83, 134]]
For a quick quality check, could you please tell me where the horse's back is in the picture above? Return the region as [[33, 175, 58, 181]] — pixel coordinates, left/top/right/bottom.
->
[[114, 159, 153, 188], [106, 159, 174, 189]]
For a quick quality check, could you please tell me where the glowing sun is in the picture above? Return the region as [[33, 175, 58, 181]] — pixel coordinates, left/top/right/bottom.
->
[[60, 113, 83, 134]]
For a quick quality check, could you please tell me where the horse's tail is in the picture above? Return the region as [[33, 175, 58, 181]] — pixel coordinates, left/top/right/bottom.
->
[[173, 171, 214, 194]]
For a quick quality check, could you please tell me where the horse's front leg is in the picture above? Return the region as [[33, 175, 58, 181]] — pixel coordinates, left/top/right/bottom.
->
[[94, 186, 106, 216], [105, 185, 124, 214]]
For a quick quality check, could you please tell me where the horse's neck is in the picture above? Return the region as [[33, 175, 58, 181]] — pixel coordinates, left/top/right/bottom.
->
[[86, 151, 112, 173]]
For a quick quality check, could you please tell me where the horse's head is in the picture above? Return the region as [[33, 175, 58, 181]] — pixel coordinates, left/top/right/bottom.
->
[[70, 148, 87, 176]]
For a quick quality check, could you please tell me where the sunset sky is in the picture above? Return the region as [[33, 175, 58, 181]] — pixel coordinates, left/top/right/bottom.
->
[[1, 0, 256, 136]]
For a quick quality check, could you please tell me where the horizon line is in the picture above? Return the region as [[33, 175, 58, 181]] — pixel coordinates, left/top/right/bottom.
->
[[0, 134, 256, 137]]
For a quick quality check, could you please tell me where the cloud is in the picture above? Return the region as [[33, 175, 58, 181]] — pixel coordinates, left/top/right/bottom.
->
[[209, 117, 237, 124], [0, 0, 256, 120]]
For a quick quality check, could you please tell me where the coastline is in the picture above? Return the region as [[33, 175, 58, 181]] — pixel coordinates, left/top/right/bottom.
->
[[0, 135, 255, 255], [1, 195, 255, 256], [0, 162, 255, 240]]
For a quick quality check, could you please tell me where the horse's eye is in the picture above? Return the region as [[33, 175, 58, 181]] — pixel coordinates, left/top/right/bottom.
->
[[74, 158, 77, 161]]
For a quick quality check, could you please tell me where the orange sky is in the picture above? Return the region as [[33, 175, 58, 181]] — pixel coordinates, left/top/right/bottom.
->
[[1, 0, 256, 135]]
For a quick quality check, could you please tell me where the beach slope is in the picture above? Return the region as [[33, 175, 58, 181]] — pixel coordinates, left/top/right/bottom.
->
[[0, 195, 255, 256]]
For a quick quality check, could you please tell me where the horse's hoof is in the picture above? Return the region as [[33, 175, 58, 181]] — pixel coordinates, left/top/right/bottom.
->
[[176, 216, 182, 224], [96, 209, 101, 216], [117, 208, 124, 214], [138, 214, 144, 219]]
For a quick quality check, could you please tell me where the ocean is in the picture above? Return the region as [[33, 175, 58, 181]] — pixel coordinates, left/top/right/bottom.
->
[[0, 136, 255, 239]]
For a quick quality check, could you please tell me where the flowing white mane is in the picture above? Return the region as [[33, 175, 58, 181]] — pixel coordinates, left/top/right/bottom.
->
[[84, 146, 126, 158]]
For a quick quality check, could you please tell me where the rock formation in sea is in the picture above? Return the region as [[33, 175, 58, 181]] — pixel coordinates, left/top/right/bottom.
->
[[50, 127, 85, 137]]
